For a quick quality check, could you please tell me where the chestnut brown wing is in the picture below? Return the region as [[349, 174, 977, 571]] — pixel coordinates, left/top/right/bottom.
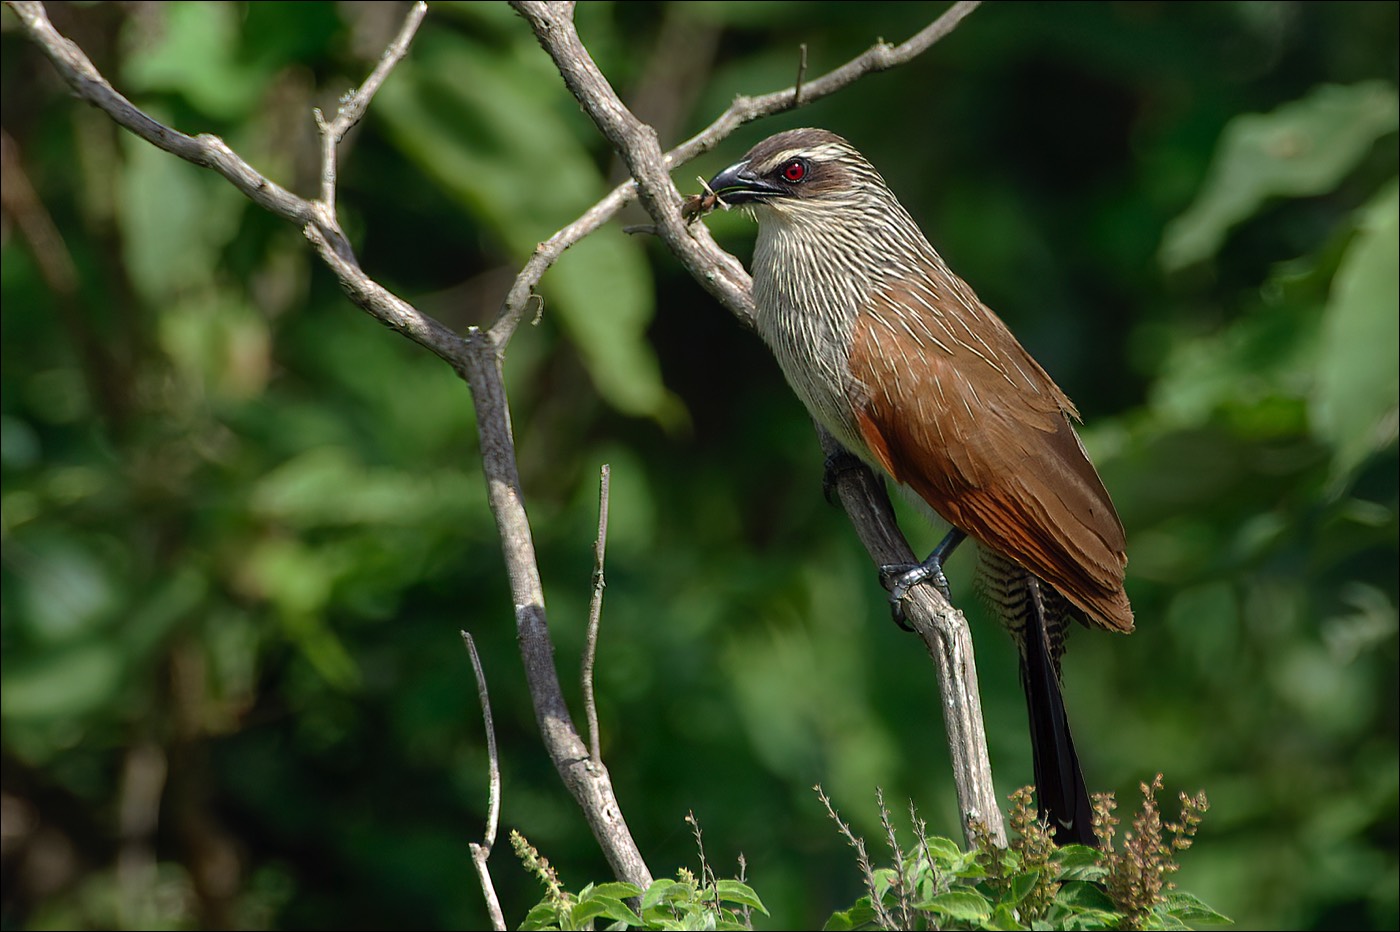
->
[[848, 281, 1133, 633]]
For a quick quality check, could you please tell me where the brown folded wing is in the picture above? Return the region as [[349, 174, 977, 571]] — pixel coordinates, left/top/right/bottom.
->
[[847, 280, 1133, 633]]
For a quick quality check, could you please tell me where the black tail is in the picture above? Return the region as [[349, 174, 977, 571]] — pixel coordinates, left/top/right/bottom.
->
[[979, 551, 1096, 847], [1018, 592, 1096, 846]]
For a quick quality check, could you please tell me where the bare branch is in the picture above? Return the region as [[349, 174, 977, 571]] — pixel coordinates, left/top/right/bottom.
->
[[462, 631, 507, 932], [515, 0, 1002, 848], [492, 2, 980, 346], [6, 0, 655, 887], [817, 429, 1006, 847], [12, 0, 997, 895], [458, 330, 652, 888], [316, 1, 428, 212], [794, 43, 809, 105], [582, 465, 612, 767], [4, 1, 318, 236]]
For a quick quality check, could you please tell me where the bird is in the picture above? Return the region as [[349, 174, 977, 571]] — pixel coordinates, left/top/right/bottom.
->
[[705, 127, 1132, 847]]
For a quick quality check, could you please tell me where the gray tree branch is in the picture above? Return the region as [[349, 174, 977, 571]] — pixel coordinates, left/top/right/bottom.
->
[[513, 0, 1004, 847], [7, 2, 1003, 905], [3, 0, 656, 889]]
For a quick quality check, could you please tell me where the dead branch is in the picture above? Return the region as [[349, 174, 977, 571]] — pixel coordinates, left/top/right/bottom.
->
[[462, 632, 507, 931], [512, 0, 1003, 848]]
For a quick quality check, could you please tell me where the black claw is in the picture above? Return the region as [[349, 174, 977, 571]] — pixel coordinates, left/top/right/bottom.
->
[[889, 599, 914, 632]]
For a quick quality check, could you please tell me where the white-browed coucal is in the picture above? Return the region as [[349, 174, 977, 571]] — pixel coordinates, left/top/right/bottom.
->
[[707, 128, 1132, 846]]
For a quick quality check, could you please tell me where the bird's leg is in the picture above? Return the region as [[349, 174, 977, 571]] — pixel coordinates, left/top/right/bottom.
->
[[821, 447, 868, 505], [880, 528, 968, 628]]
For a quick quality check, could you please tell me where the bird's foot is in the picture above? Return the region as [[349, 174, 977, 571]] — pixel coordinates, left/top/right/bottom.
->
[[881, 560, 953, 603], [878, 528, 967, 631], [879, 560, 953, 631]]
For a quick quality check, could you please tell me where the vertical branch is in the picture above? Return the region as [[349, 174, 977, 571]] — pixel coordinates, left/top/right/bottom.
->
[[582, 464, 612, 767], [794, 43, 809, 104], [817, 430, 1006, 847], [462, 632, 506, 931], [460, 333, 653, 887]]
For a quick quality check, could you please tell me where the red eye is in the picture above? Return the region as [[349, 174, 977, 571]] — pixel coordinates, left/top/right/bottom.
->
[[782, 159, 807, 182]]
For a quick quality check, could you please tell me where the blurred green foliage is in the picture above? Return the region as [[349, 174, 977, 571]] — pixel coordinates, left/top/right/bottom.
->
[[1, 2, 1395, 930]]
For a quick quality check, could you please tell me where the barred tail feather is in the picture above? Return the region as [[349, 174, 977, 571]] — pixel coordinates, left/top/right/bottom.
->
[[980, 550, 1096, 847]]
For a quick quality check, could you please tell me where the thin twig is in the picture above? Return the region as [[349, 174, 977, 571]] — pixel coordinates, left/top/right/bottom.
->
[[462, 631, 506, 931], [735, 852, 752, 928], [876, 787, 913, 931], [582, 464, 612, 767], [685, 811, 719, 911], [315, 0, 427, 212], [462, 632, 502, 853], [816, 786, 896, 931], [909, 799, 939, 895], [794, 43, 809, 104]]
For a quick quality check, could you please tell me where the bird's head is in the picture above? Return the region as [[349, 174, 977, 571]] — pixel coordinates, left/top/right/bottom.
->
[[706, 128, 890, 221]]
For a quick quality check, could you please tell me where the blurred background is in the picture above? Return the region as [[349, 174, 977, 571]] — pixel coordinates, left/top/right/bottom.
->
[[2, 1, 1395, 929]]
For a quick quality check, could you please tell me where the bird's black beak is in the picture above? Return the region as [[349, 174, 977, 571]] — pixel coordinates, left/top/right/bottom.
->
[[707, 159, 784, 205]]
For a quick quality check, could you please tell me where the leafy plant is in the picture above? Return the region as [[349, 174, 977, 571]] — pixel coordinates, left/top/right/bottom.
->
[[822, 777, 1229, 931], [513, 814, 768, 931]]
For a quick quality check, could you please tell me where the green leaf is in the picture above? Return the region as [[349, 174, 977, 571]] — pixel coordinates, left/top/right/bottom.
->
[[1160, 890, 1234, 925], [578, 881, 644, 902], [243, 537, 359, 688], [925, 888, 993, 922], [641, 878, 688, 912], [121, 1, 272, 118], [250, 446, 481, 528], [986, 902, 1029, 930], [1143, 911, 1191, 931], [1, 640, 123, 725], [822, 896, 879, 931], [1052, 845, 1108, 882], [520, 899, 568, 931], [117, 129, 246, 302], [548, 233, 684, 424], [920, 834, 968, 868], [1006, 868, 1041, 906], [1312, 180, 1400, 485], [1055, 881, 1118, 913], [713, 879, 769, 915], [571, 894, 642, 928], [1161, 81, 1399, 270]]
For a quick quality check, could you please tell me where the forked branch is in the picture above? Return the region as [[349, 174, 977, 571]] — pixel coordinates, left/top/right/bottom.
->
[[7, 0, 1001, 895], [512, 0, 1002, 847]]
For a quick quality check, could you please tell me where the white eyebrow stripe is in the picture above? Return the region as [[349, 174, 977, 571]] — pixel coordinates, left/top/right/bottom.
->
[[758, 142, 851, 171]]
